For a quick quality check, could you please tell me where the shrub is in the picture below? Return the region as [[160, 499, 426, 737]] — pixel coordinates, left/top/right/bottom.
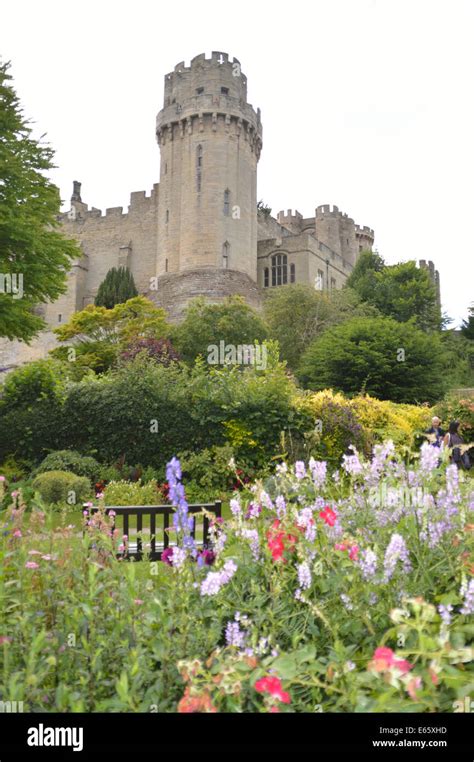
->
[[178, 445, 256, 498], [294, 390, 369, 464], [35, 450, 100, 482], [103, 480, 162, 506], [31, 470, 91, 506], [434, 394, 474, 442], [298, 316, 447, 403], [350, 395, 431, 450]]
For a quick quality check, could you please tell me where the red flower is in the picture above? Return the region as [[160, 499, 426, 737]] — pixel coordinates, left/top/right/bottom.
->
[[255, 675, 291, 704], [177, 687, 217, 713], [319, 506, 337, 527], [266, 520, 297, 562]]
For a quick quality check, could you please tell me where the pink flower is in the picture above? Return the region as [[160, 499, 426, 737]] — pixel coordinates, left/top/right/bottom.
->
[[406, 676, 422, 700], [0, 475, 5, 482], [108, 509, 116, 516], [369, 647, 412, 675], [28, 550, 42, 555], [0, 635, 11, 645], [348, 545, 359, 561], [41, 555, 52, 561], [134, 599, 144, 606], [254, 675, 291, 704], [319, 506, 337, 527], [25, 561, 40, 570], [11, 491, 19, 499], [12, 529, 22, 538], [335, 543, 347, 551]]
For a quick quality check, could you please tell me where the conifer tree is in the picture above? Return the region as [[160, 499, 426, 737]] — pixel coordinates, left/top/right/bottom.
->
[[94, 267, 138, 309]]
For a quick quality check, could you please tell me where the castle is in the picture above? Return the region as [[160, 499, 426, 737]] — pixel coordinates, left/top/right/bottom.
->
[[0, 52, 439, 371]]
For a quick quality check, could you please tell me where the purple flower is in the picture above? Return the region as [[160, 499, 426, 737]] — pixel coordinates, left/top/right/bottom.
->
[[438, 604, 453, 626], [309, 458, 327, 488], [200, 559, 237, 596], [359, 548, 377, 580], [161, 547, 174, 566], [460, 579, 474, 615], [198, 549, 215, 567], [342, 447, 363, 476], [275, 495, 286, 519], [294, 461, 306, 480], [225, 618, 247, 648], [383, 533, 411, 582], [229, 497, 242, 517], [297, 561, 311, 590], [420, 442, 440, 474]]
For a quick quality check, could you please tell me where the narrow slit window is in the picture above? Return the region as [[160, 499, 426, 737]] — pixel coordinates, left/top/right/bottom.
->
[[196, 145, 203, 192], [222, 242, 230, 268], [264, 268, 269, 288], [290, 263, 295, 283], [223, 189, 230, 216]]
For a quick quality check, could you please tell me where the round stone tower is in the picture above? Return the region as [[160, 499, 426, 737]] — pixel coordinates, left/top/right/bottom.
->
[[154, 52, 263, 320]]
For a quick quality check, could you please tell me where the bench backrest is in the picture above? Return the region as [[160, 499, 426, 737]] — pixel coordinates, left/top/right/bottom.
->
[[84, 502, 222, 561]]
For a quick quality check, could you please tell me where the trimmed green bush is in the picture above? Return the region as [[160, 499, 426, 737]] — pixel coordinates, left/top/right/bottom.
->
[[35, 450, 100, 482], [103, 480, 162, 506], [32, 470, 91, 506]]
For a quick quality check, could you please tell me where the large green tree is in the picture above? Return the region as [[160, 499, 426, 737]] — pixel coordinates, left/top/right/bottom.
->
[[172, 296, 269, 365], [0, 61, 80, 341], [346, 253, 440, 331], [94, 266, 138, 309], [297, 316, 447, 403], [263, 284, 379, 369]]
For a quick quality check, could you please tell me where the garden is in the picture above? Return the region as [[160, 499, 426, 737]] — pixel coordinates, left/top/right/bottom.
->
[[1, 353, 473, 711]]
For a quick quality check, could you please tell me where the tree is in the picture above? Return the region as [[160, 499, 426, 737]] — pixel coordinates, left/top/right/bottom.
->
[[461, 303, 474, 341], [94, 266, 138, 308], [51, 296, 170, 373], [263, 284, 379, 369], [171, 296, 269, 365], [346, 254, 440, 331], [0, 61, 80, 341], [345, 250, 385, 302], [297, 316, 448, 404]]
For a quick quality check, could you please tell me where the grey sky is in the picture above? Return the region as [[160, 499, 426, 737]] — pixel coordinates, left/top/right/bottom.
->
[[2, 0, 473, 326]]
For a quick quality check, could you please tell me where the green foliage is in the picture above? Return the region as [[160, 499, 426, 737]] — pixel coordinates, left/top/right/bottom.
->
[[0, 62, 81, 340], [461, 303, 474, 341], [0, 360, 69, 463], [52, 297, 171, 373], [35, 450, 100, 482], [263, 284, 378, 369], [94, 266, 138, 309], [172, 295, 268, 365], [347, 253, 440, 331], [298, 316, 447, 404], [31, 470, 91, 506], [440, 331, 474, 389], [103, 480, 162, 506]]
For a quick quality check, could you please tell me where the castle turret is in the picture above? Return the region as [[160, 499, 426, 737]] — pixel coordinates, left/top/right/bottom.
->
[[315, 205, 358, 266], [154, 52, 262, 318]]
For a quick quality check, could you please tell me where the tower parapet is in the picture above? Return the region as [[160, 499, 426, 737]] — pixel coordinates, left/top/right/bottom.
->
[[315, 204, 358, 266], [355, 224, 375, 252], [419, 259, 441, 310], [277, 209, 303, 234]]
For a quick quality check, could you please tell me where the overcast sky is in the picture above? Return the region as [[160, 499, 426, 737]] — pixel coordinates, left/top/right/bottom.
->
[[2, 0, 473, 326]]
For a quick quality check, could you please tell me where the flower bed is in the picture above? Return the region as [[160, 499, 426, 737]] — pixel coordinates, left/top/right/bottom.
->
[[0, 444, 473, 713]]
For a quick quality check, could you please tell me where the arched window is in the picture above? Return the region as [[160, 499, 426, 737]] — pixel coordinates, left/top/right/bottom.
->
[[264, 267, 269, 288], [196, 145, 203, 192], [271, 253, 287, 286], [223, 189, 230, 216], [222, 241, 230, 268], [290, 263, 296, 283]]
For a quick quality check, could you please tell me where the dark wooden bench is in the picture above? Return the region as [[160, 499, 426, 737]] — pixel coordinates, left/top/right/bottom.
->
[[83, 501, 222, 561]]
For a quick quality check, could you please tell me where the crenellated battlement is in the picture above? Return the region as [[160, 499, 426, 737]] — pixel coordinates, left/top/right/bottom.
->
[[157, 53, 261, 154], [355, 224, 375, 238], [61, 183, 159, 224]]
